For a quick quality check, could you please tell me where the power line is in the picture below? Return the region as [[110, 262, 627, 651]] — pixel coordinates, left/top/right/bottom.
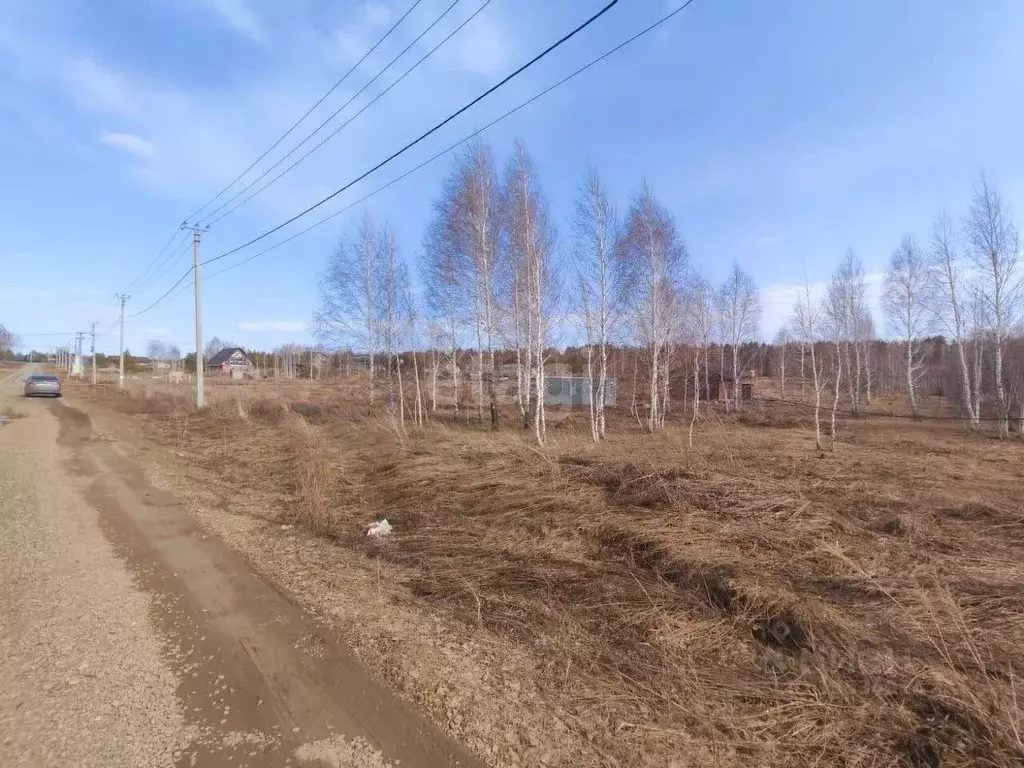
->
[[204, 0, 490, 227], [201, 0, 624, 268], [203, 0, 698, 277], [117, 1, 426, 296], [202, 0, 468, 227], [120, 227, 187, 294], [185, 0, 426, 224], [132, 237, 193, 297], [131, 0, 697, 317], [126, 269, 194, 319]]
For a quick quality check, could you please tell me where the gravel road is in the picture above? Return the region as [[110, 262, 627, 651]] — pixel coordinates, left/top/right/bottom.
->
[[0, 367, 192, 767], [0, 366, 482, 768]]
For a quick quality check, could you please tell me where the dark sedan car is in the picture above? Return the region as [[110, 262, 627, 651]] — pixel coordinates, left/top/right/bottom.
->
[[24, 374, 62, 397]]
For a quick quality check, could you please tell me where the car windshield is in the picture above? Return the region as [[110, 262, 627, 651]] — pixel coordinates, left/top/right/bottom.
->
[[30, 375, 58, 382]]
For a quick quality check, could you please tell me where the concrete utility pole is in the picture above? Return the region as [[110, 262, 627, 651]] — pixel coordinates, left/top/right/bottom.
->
[[74, 332, 85, 378], [115, 293, 129, 389], [89, 320, 98, 385], [182, 222, 209, 408], [67, 338, 74, 377]]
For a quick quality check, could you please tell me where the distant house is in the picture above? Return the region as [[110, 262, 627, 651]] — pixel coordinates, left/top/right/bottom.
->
[[544, 376, 619, 408], [207, 347, 254, 379]]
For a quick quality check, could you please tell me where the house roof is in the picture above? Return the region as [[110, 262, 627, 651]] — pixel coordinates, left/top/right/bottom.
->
[[207, 347, 249, 366]]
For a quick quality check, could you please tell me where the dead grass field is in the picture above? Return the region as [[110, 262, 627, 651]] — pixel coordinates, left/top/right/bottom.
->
[[69, 376, 1024, 768]]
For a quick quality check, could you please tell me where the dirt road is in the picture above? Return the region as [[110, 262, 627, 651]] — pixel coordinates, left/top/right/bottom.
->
[[0, 366, 483, 768]]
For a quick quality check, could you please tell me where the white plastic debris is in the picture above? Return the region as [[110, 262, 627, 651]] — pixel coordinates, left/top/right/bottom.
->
[[366, 519, 393, 537]]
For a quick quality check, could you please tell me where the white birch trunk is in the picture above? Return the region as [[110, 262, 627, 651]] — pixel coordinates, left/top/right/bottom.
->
[[830, 342, 842, 451], [731, 343, 740, 410], [811, 343, 822, 450], [689, 350, 699, 448], [586, 345, 598, 442], [779, 342, 787, 400], [994, 334, 1008, 437], [906, 339, 919, 417], [430, 349, 438, 412], [396, 356, 405, 426], [412, 351, 424, 426]]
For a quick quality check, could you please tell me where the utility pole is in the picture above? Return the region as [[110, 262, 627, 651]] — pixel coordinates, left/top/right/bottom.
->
[[89, 320, 98, 385], [74, 332, 85, 378], [67, 338, 74, 377], [182, 222, 209, 408], [115, 293, 129, 389]]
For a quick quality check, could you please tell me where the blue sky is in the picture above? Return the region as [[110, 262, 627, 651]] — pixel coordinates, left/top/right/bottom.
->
[[2, 0, 1024, 355]]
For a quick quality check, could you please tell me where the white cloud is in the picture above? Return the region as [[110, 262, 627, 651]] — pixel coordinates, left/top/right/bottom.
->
[[443, 8, 512, 77], [332, 27, 373, 65], [363, 1, 393, 27], [9, 0, 525, 219], [238, 320, 306, 332], [208, 0, 265, 43], [65, 57, 136, 116], [100, 130, 155, 159]]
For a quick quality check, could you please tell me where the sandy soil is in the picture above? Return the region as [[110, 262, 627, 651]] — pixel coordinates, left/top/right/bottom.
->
[[0, 366, 482, 768]]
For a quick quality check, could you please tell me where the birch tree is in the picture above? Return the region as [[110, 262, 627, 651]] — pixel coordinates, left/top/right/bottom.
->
[[315, 213, 380, 407], [689, 274, 715, 409], [829, 252, 868, 413], [375, 222, 411, 410], [461, 142, 501, 428], [618, 182, 686, 432], [773, 326, 790, 399], [964, 176, 1022, 438], [0, 325, 14, 358], [425, 141, 500, 426], [423, 170, 474, 419], [502, 141, 557, 444], [791, 277, 826, 449], [683, 273, 714, 445], [882, 235, 932, 418], [572, 164, 620, 441], [929, 211, 978, 427], [718, 262, 762, 410], [828, 336, 842, 451]]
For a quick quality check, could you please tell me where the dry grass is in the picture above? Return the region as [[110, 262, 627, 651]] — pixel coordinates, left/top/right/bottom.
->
[[71, 378, 1024, 767]]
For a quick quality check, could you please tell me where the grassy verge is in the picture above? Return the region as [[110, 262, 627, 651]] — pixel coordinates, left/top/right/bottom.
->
[[71, 380, 1024, 767]]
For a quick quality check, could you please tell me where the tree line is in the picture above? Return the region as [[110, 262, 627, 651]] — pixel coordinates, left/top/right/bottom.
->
[[133, 148, 1021, 450], [313, 138, 768, 445], [780, 176, 1023, 444]]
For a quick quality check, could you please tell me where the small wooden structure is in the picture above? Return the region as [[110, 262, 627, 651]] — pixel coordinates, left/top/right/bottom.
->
[[711, 377, 753, 401], [670, 372, 754, 402]]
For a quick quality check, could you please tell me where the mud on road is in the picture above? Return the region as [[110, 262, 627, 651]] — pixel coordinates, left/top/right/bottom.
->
[[0, 372, 482, 768]]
